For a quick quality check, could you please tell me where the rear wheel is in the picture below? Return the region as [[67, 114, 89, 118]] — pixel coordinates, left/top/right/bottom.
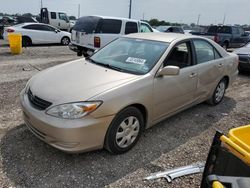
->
[[207, 78, 227, 105], [221, 42, 228, 50], [22, 36, 32, 47], [105, 107, 144, 154], [61, 37, 70, 45]]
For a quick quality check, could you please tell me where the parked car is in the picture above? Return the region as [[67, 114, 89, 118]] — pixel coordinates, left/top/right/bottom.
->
[[156, 26, 185, 34], [233, 42, 250, 72], [191, 25, 250, 49], [14, 16, 37, 24], [21, 33, 238, 154], [70, 16, 155, 57], [40, 8, 74, 32], [3, 22, 71, 46]]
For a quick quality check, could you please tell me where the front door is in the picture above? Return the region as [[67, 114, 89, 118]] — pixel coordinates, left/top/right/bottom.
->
[[153, 41, 198, 121]]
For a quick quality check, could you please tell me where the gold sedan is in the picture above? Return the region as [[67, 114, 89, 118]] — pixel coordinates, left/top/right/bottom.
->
[[20, 33, 238, 154]]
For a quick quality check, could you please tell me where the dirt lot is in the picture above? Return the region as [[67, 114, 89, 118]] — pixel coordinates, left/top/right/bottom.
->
[[0, 41, 249, 187]]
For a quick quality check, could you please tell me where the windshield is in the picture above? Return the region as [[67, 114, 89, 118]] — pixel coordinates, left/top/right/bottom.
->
[[246, 42, 250, 48], [90, 38, 169, 75], [73, 16, 101, 33]]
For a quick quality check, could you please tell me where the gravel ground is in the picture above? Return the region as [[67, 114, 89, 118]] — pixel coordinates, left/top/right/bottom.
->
[[0, 41, 249, 187]]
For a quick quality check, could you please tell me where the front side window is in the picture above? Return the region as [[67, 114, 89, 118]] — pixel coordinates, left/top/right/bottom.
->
[[90, 38, 169, 75], [99, 19, 122, 34], [59, 13, 68, 22], [193, 39, 221, 64], [164, 42, 192, 68], [140, 23, 153, 33], [125, 22, 138, 34], [40, 25, 55, 31]]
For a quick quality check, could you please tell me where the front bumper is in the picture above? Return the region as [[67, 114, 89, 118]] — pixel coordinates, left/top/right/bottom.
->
[[239, 61, 250, 71], [20, 89, 114, 153]]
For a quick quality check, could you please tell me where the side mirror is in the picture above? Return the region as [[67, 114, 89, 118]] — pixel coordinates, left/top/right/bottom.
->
[[157, 66, 180, 77]]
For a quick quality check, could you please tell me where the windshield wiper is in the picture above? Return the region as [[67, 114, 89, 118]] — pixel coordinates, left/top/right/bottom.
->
[[86, 58, 125, 72]]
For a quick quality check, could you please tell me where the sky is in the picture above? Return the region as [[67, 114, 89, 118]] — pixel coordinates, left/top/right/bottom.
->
[[0, 0, 250, 25]]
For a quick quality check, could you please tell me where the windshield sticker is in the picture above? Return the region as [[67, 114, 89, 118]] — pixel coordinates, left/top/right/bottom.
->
[[126, 57, 146, 65], [142, 66, 149, 71]]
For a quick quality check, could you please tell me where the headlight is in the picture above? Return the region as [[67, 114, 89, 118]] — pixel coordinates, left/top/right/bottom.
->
[[45, 101, 102, 119]]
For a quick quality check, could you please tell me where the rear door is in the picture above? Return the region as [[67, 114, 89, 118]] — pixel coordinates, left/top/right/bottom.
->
[[22, 24, 45, 44], [72, 16, 101, 49], [153, 40, 198, 121], [192, 39, 224, 101]]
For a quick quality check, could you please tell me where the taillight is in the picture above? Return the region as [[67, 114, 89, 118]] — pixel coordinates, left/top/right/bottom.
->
[[214, 35, 219, 43], [6, 28, 15, 33], [94, 37, 101, 48]]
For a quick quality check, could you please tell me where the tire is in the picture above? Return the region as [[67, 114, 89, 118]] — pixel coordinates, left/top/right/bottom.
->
[[22, 36, 32, 47], [207, 78, 227, 105], [104, 107, 144, 154], [221, 42, 228, 50], [61, 37, 70, 45]]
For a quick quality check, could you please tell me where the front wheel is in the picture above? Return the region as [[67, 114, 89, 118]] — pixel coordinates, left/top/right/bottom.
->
[[61, 37, 70, 45], [104, 107, 144, 154], [221, 42, 228, 50], [207, 79, 227, 105], [22, 36, 32, 47]]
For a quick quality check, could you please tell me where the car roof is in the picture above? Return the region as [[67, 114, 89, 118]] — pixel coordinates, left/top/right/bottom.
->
[[124, 32, 194, 43], [91, 15, 140, 22], [14, 22, 53, 27]]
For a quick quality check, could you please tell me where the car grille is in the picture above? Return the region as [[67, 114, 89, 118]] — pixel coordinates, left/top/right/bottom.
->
[[27, 88, 52, 110]]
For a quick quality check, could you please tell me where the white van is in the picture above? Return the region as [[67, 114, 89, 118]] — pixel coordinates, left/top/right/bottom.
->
[[40, 8, 74, 32], [69, 16, 155, 56]]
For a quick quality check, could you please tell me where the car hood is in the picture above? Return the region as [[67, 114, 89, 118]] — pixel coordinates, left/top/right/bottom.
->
[[234, 47, 250, 55], [60, 30, 71, 37], [29, 59, 139, 104]]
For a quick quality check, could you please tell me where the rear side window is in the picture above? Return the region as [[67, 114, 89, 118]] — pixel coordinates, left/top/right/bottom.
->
[[208, 26, 231, 34], [99, 19, 122, 34], [74, 16, 101, 33], [193, 40, 221, 64], [50, 12, 56, 19], [23, 24, 42, 30], [125, 22, 138, 34]]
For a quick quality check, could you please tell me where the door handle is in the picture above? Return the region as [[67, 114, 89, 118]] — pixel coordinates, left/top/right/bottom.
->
[[218, 63, 224, 67], [189, 73, 197, 78]]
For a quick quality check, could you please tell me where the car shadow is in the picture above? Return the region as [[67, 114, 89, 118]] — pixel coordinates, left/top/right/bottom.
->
[[0, 97, 236, 187]]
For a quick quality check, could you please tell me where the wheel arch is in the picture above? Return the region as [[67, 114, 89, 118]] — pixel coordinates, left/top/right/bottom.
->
[[222, 75, 230, 89]]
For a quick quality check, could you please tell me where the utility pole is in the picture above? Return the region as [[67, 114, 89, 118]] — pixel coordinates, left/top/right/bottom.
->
[[142, 12, 145, 20], [40, 0, 43, 9], [196, 14, 201, 26], [222, 14, 226, 25], [78, 4, 80, 18], [129, 0, 132, 19]]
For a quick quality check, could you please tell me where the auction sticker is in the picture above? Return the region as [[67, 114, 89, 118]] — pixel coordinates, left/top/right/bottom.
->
[[126, 57, 146, 65]]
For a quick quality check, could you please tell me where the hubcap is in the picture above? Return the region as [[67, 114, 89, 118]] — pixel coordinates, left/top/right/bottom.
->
[[215, 82, 225, 102], [62, 38, 69, 45], [115, 116, 140, 148]]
